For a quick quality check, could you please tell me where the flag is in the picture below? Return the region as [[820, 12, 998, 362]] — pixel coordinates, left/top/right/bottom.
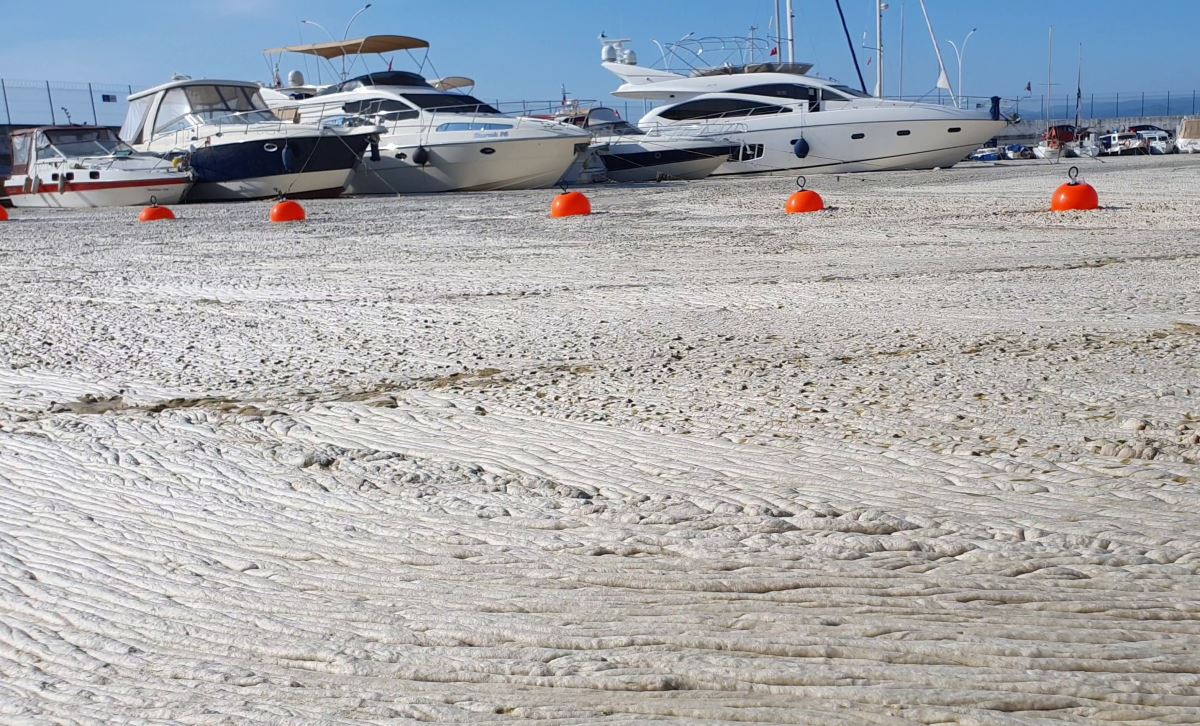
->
[[866, 57, 872, 66], [770, 47, 778, 56], [1025, 81, 1032, 93], [387, 58, 394, 71]]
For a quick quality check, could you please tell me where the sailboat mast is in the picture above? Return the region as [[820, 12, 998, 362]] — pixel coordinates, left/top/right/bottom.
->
[[1047, 26, 1053, 122], [876, 0, 885, 97], [898, 1, 905, 98], [1074, 43, 1083, 130], [785, 0, 795, 63], [775, 0, 782, 60]]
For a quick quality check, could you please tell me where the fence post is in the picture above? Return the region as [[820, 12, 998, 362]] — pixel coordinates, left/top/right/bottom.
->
[[46, 81, 56, 125], [0, 78, 9, 126], [88, 82, 98, 125]]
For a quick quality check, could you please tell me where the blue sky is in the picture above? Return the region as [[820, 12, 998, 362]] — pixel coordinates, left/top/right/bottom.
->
[[1, 0, 1197, 105]]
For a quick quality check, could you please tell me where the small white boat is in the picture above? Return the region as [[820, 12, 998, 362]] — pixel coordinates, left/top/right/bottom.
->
[[1136, 129, 1176, 155], [1098, 132, 1147, 156], [1177, 117, 1200, 154], [555, 106, 734, 184], [3, 126, 190, 208], [1003, 144, 1034, 160]]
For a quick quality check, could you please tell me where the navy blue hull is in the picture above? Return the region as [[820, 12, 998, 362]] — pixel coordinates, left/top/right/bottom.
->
[[187, 133, 372, 200], [602, 145, 738, 172]]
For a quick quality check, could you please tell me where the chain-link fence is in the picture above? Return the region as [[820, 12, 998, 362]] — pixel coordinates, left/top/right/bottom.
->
[[1, 78, 136, 127], [895, 90, 1200, 122]]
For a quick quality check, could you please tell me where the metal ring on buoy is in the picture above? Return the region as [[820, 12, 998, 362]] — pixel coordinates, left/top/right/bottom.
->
[[264, 143, 279, 152], [796, 175, 807, 190], [1067, 166, 1080, 184]]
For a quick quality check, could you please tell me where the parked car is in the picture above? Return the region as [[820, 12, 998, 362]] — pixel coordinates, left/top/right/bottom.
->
[[1128, 123, 1173, 139]]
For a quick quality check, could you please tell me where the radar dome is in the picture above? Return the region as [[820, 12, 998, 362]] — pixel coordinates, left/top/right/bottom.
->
[[601, 44, 617, 63], [287, 70, 305, 87]]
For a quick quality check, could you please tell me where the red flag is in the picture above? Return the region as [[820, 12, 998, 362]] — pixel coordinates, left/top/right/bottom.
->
[[770, 47, 778, 56]]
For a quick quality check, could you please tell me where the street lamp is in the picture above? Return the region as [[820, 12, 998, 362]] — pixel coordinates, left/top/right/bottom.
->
[[944, 28, 977, 108]]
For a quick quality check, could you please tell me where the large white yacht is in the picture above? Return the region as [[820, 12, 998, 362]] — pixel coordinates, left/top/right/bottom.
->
[[601, 38, 1011, 175], [262, 35, 591, 194], [120, 78, 380, 201]]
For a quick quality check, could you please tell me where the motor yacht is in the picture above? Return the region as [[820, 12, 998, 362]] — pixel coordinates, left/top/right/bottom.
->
[[120, 78, 380, 201], [3, 126, 190, 208], [262, 35, 591, 193], [554, 105, 734, 184], [600, 37, 1011, 175]]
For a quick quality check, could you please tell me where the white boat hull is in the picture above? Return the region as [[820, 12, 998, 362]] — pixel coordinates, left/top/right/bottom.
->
[[347, 136, 584, 194], [4, 176, 190, 208], [686, 117, 1008, 175]]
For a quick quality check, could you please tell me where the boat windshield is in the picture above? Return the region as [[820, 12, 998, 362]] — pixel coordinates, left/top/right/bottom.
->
[[582, 108, 642, 135], [399, 93, 500, 114], [316, 71, 432, 95], [827, 84, 870, 98], [40, 128, 133, 158], [153, 85, 277, 134]]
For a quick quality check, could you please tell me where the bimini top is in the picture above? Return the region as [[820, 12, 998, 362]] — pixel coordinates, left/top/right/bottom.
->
[[264, 35, 429, 59]]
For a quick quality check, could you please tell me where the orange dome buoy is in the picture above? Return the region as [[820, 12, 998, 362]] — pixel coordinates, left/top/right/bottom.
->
[[1050, 166, 1099, 212], [270, 199, 307, 223], [138, 199, 176, 223], [785, 176, 825, 214], [0, 206, 8, 222], [550, 190, 591, 218]]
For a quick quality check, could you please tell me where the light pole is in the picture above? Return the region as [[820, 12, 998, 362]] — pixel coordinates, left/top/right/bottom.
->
[[339, 4, 372, 78], [944, 28, 976, 108]]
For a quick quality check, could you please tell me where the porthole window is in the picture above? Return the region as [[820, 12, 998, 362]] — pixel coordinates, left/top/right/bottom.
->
[[480, 147, 496, 155], [897, 130, 911, 136], [851, 133, 865, 140], [395, 152, 407, 160], [948, 127, 962, 133]]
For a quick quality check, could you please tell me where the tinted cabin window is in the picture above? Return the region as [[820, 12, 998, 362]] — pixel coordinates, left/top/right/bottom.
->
[[851, 133, 865, 139], [896, 129, 911, 136], [400, 93, 500, 114], [732, 84, 814, 101], [658, 98, 791, 121], [345, 99, 420, 120]]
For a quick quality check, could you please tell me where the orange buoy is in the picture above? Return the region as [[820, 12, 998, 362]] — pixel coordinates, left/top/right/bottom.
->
[[1050, 166, 1099, 212], [138, 200, 176, 222], [550, 190, 591, 218], [0, 206, 8, 222], [270, 199, 307, 223], [785, 176, 825, 214]]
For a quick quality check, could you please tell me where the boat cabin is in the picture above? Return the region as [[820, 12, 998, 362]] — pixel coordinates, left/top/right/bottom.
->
[[558, 107, 643, 136], [9, 126, 133, 174], [120, 79, 279, 145]]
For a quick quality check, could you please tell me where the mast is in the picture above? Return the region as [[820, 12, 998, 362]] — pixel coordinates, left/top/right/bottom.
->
[[898, 1, 905, 98], [1074, 44, 1083, 130], [785, 0, 795, 63], [1047, 26, 1053, 122], [875, 0, 885, 97], [775, 0, 782, 61]]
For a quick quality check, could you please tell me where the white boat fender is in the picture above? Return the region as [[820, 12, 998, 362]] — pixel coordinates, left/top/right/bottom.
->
[[31, 177, 41, 194], [793, 138, 811, 159], [413, 146, 430, 166], [369, 135, 381, 162], [58, 175, 67, 194]]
